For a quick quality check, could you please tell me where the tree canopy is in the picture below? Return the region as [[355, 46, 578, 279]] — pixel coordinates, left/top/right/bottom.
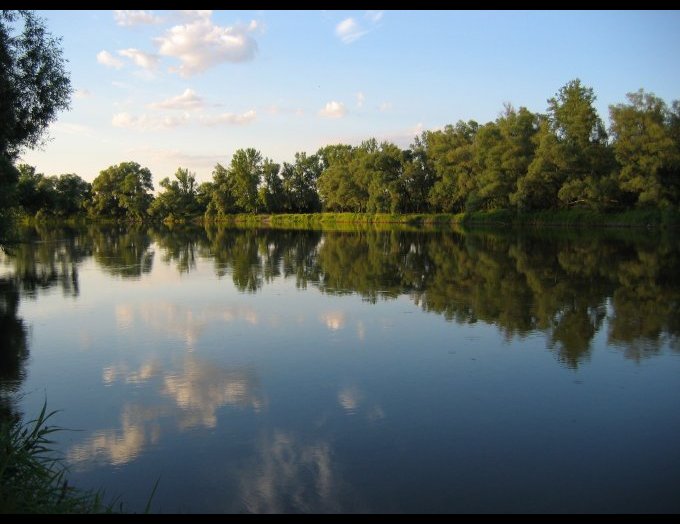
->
[[9, 79, 680, 222], [0, 11, 71, 161]]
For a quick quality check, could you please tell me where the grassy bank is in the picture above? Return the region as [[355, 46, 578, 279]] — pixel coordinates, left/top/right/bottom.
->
[[205, 209, 680, 229]]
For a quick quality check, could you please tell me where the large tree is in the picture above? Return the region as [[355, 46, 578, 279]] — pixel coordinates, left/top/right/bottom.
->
[[89, 162, 154, 221], [427, 120, 479, 213], [0, 11, 71, 161], [610, 89, 680, 208], [149, 167, 200, 221], [0, 11, 70, 223]]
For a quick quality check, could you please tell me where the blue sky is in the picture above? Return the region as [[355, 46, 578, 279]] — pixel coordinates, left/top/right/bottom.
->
[[20, 10, 680, 187]]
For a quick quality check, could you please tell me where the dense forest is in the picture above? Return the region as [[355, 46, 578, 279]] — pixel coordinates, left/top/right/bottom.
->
[[2, 80, 679, 224]]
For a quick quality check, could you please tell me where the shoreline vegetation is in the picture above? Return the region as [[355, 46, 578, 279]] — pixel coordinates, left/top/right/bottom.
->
[[2, 80, 679, 233], [206, 208, 680, 229], [11, 208, 680, 232], [0, 404, 121, 513]]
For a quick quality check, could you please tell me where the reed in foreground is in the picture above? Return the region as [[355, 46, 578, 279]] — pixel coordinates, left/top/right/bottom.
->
[[0, 403, 118, 513]]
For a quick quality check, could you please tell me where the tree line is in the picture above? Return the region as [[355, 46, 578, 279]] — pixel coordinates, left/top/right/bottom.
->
[[4, 79, 680, 223]]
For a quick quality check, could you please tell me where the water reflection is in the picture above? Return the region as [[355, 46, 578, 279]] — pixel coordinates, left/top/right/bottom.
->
[[71, 354, 265, 467], [2, 223, 678, 512], [68, 403, 162, 467], [162, 355, 264, 429], [0, 223, 677, 373], [239, 431, 341, 513], [0, 277, 28, 421]]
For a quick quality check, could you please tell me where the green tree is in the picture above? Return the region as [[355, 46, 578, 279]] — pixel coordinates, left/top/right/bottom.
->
[[0, 11, 71, 162], [514, 116, 562, 210], [475, 105, 539, 210], [317, 144, 358, 212], [400, 136, 436, 213], [0, 158, 19, 219], [363, 141, 405, 213], [539, 79, 614, 209], [258, 158, 284, 213], [229, 148, 263, 213], [206, 149, 264, 216], [89, 162, 153, 221], [427, 120, 479, 212], [281, 152, 322, 213], [15, 164, 57, 217], [609, 89, 680, 208], [206, 163, 234, 219], [53, 173, 90, 217], [149, 167, 200, 221]]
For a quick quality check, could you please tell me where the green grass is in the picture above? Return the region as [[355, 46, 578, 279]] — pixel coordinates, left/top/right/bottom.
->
[[203, 209, 680, 230], [0, 403, 127, 513]]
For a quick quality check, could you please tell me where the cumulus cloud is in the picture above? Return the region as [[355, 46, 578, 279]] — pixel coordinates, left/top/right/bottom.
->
[[114, 10, 162, 26], [356, 91, 365, 108], [335, 18, 366, 44], [97, 50, 123, 69], [149, 88, 203, 111], [156, 13, 259, 77], [118, 48, 160, 70], [200, 110, 257, 126], [379, 101, 393, 112], [319, 101, 347, 119], [112, 112, 190, 130]]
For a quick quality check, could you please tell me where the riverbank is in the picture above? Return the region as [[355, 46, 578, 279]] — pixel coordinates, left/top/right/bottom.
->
[[207, 209, 680, 229], [7, 208, 680, 233]]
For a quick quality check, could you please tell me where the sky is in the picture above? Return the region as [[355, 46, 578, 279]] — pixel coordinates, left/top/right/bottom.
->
[[20, 10, 680, 188]]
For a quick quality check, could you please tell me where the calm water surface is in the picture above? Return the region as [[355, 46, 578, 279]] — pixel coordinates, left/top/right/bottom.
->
[[1, 224, 678, 513]]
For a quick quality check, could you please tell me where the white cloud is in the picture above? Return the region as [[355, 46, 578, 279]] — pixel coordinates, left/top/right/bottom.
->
[[156, 14, 259, 77], [335, 18, 367, 44], [319, 101, 347, 119], [74, 89, 92, 99], [200, 110, 257, 126], [356, 91, 365, 108], [112, 112, 190, 130], [114, 10, 162, 26], [97, 50, 123, 69], [379, 101, 393, 112], [149, 89, 203, 111], [118, 48, 160, 70], [365, 11, 384, 23]]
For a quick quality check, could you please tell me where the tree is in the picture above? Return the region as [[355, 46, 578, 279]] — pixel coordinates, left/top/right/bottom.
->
[[475, 105, 539, 210], [317, 144, 357, 212], [281, 152, 322, 213], [53, 173, 90, 217], [609, 89, 680, 208], [0, 11, 71, 162], [427, 121, 479, 212], [206, 149, 264, 217], [400, 135, 436, 213], [229, 148, 263, 213], [515, 117, 563, 210], [89, 162, 153, 221], [258, 158, 284, 213], [15, 163, 56, 216], [149, 167, 200, 221], [546, 79, 614, 209]]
